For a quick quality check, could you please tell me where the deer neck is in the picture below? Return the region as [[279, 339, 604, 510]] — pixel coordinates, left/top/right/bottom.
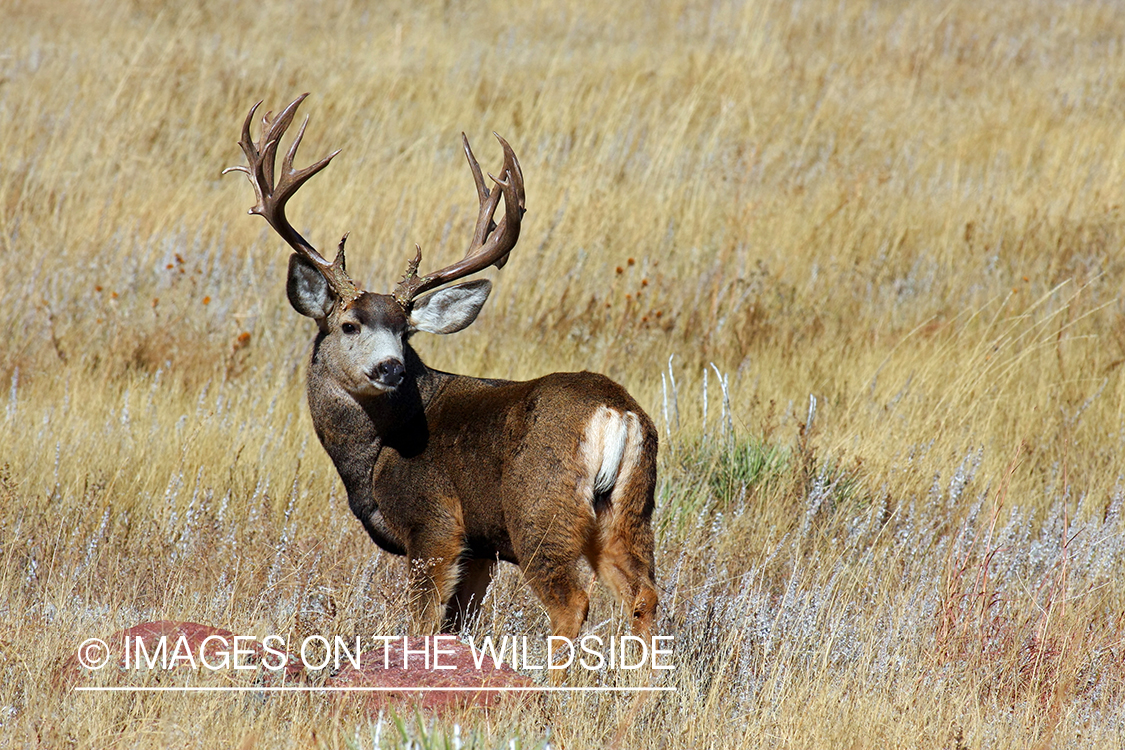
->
[[306, 340, 451, 554], [305, 341, 448, 495]]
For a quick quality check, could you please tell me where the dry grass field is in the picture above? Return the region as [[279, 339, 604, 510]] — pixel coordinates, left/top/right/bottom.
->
[[3, 0, 1125, 746]]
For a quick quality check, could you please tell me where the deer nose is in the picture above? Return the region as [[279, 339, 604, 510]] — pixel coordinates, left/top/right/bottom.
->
[[371, 358, 405, 388]]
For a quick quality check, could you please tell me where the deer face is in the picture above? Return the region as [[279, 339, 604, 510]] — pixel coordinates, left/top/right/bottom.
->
[[226, 95, 518, 398], [287, 254, 492, 397]]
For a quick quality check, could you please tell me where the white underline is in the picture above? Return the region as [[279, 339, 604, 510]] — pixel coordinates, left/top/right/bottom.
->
[[75, 686, 675, 693]]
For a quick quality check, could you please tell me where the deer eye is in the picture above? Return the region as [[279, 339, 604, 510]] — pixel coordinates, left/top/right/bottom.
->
[[341, 322, 359, 334]]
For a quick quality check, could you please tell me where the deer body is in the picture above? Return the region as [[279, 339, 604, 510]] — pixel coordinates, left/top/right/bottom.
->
[[227, 94, 658, 639], [305, 299, 658, 637]]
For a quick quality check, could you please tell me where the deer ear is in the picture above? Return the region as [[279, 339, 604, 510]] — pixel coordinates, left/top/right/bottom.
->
[[287, 254, 334, 320], [408, 279, 492, 335]]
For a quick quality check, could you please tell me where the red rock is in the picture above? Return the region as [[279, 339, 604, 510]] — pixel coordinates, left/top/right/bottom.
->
[[325, 636, 534, 713]]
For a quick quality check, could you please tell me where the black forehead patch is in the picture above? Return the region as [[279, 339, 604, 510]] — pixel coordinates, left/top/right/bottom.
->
[[350, 292, 408, 329]]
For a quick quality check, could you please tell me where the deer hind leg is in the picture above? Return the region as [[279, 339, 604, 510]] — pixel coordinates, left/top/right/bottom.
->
[[585, 410, 659, 637], [522, 554, 591, 686], [504, 442, 598, 644], [521, 558, 591, 642], [518, 550, 590, 686], [442, 558, 496, 634], [591, 531, 657, 637], [511, 501, 595, 643]]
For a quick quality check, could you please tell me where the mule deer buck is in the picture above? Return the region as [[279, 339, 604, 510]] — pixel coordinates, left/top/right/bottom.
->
[[225, 94, 658, 641]]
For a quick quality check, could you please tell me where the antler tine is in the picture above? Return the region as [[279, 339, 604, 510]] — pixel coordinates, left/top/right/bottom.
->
[[462, 134, 503, 258], [463, 133, 491, 204], [486, 133, 526, 266], [223, 94, 360, 305], [224, 101, 263, 191], [393, 134, 526, 310]]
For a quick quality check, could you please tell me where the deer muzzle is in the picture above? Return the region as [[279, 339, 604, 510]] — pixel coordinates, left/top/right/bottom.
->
[[370, 358, 405, 390]]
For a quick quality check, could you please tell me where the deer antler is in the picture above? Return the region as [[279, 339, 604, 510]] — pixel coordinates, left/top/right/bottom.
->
[[393, 133, 525, 310], [223, 94, 361, 306]]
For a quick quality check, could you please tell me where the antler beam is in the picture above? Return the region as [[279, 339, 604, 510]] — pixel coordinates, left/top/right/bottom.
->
[[393, 134, 526, 310], [223, 94, 361, 306]]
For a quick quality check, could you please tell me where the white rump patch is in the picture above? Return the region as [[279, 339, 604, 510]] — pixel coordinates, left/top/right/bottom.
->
[[581, 406, 643, 500]]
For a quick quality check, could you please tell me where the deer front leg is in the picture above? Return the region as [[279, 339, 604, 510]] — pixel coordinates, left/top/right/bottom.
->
[[442, 558, 496, 634], [405, 523, 466, 635], [405, 554, 458, 635]]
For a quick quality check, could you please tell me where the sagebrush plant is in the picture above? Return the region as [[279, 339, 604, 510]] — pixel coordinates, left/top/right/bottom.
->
[[3, 0, 1125, 747]]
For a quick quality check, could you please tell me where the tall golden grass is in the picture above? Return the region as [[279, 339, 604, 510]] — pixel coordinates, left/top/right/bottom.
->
[[3, 0, 1125, 746]]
